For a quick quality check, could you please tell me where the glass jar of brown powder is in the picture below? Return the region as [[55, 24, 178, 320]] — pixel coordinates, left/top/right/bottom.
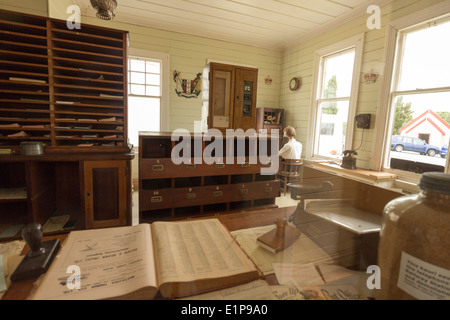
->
[[377, 172, 450, 300]]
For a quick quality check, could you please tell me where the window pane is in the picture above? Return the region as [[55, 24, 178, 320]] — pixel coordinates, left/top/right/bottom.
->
[[316, 100, 349, 158], [128, 96, 160, 146], [130, 84, 145, 95], [387, 92, 450, 172], [128, 56, 163, 145], [146, 85, 160, 96], [130, 72, 145, 84], [320, 123, 335, 135], [398, 20, 450, 91], [146, 61, 160, 73], [322, 50, 355, 99], [130, 59, 145, 72], [146, 73, 160, 86]]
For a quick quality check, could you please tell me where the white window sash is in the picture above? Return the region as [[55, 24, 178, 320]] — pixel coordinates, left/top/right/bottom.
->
[[317, 97, 351, 104], [128, 48, 170, 132], [371, 1, 450, 175], [307, 33, 364, 160], [392, 87, 450, 96]]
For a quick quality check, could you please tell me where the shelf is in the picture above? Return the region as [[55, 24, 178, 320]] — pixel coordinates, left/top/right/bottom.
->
[[0, 108, 50, 115], [0, 187, 27, 202], [53, 74, 123, 86], [0, 92, 49, 99], [0, 30, 47, 41], [0, 10, 47, 27], [53, 93, 124, 101], [54, 111, 124, 119], [54, 83, 124, 93], [53, 65, 124, 78], [52, 56, 124, 73], [52, 37, 124, 54], [0, 117, 50, 123], [2, 48, 47, 58], [0, 18, 46, 30], [50, 28, 124, 47], [0, 8, 129, 153], [1, 137, 51, 142], [52, 47, 124, 64], [0, 70, 49, 80], [0, 40, 47, 51], [0, 60, 49, 72], [256, 108, 284, 136], [0, 127, 50, 132], [0, 153, 134, 238]]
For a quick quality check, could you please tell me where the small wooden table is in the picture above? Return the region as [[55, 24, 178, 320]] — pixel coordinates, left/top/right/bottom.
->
[[2, 207, 296, 300]]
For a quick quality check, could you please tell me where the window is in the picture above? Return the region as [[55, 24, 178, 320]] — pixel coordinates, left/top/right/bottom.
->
[[320, 123, 335, 136], [307, 34, 364, 160], [382, 16, 450, 177], [127, 49, 169, 147]]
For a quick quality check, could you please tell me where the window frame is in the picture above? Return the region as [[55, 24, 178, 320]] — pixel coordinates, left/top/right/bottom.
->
[[371, 2, 450, 183], [127, 48, 170, 136], [306, 33, 365, 160]]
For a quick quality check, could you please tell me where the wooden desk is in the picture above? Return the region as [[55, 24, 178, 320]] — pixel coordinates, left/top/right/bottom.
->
[[2, 207, 296, 300]]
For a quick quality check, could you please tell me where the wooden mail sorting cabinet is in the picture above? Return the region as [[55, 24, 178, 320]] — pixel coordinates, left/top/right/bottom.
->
[[139, 132, 280, 222], [0, 9, 129, 154]]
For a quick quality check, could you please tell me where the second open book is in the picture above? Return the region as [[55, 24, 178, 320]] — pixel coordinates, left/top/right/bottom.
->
[[32, 219, 259, 300]]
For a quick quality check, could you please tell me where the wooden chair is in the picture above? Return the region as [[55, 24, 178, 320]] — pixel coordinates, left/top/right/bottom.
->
[[277, 158, 303, 196]]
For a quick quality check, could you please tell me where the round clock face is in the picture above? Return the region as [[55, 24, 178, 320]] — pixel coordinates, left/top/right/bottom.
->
[[289, 77, 300, 91]]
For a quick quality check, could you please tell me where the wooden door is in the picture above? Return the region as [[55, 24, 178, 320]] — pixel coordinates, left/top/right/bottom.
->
[[234, 68, 258, 131], [83, 160, 128, 229], [209, 63, 235, 131]]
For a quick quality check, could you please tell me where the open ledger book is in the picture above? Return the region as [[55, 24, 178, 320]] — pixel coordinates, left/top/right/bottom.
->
[[32, 219, 259, 300]]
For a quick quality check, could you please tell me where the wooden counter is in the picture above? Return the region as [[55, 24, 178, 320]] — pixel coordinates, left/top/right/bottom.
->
[[1, 207, 296, 300], [0, 152, 134, 241]]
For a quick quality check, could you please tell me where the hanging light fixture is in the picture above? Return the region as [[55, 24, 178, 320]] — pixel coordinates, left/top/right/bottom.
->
[[90, 0, 118, 20]]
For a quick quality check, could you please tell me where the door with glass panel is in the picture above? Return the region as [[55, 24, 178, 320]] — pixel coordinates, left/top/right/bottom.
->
[[209, 64, 235, 131]]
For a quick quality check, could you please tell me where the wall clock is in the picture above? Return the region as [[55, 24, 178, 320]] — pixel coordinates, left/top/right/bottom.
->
[[289, 77, 301, 91]]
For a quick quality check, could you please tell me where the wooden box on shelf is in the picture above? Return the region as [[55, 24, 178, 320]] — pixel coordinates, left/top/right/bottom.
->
[[0, 9, 129, 154], [139, 132, 280, 223], [256, 108, 284, 137]]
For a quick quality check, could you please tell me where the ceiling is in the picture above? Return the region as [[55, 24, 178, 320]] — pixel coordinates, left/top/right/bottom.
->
[[74, 0, 390, 50]]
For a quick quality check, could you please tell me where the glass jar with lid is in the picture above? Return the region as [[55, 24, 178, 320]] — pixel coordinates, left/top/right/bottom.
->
[[377, 172, 450, 300]]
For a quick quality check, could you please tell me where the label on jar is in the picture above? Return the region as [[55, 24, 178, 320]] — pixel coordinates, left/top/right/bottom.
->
[[397, 251, 450, 300]]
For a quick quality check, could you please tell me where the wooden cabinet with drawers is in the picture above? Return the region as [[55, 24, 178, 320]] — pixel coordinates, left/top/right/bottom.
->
[[0, 153, 133, 241], [139, 132, 280, 222]]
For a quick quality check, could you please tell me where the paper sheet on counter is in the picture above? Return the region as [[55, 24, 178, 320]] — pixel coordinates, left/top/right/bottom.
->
[[231, 225, 334, 275]]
